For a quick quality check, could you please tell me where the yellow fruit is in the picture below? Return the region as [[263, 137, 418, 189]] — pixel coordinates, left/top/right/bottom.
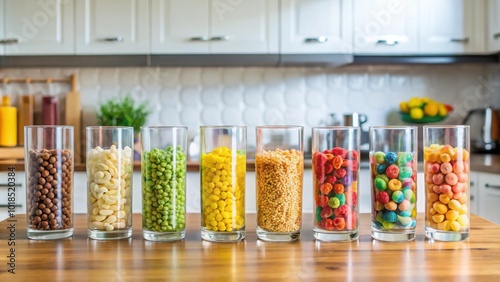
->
[[421, 97, 430, 103], [424, 102, 439, 117], [399, 102, 409, 113], [438, 104, 448, 117], [407, 97, 423, 108], [410, 107, 424, 120]]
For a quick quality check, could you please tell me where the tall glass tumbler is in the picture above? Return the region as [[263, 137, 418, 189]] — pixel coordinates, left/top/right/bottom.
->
[[312, 127, 360, 242], [424, 125, 470, 241], [86, 126, 134, 240], [141, 126, 187, 241], [25, 126, 74, 240], [369, 126, 418, 242], [200, 126, 246, 242], [255, 125, 304, 242]]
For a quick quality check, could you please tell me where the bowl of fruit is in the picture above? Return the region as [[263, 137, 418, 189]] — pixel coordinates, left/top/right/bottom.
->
[[399, 97, 453, 124]]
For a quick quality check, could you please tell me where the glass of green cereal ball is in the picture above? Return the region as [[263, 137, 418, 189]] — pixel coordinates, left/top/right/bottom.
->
[[141, 126, 187, 241], [200, 126, 246, 242]]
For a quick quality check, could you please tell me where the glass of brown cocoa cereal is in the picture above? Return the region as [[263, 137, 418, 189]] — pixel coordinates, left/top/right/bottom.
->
[[24, 126, 74, 240], [255, 125, 304, 242]]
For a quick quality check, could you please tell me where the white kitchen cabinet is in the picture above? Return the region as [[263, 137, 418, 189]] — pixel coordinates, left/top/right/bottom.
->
[[281, 0, 353, 54], [2, 0, 74, 55], [74, 171, 87, 214], [75, 0, 149, 54], [487, 0, 500, 52], [469, 171, 478, 215], [151, 0, 279, 54], [0, 0, 4, 55], [419, 0, 485, 54], [353, 0, 418, 54], [477, 172, 500, 224]]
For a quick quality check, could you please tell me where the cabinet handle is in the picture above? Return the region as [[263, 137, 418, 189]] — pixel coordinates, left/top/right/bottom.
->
[[0, 204, 22, 208], [485, 183, 500, 190], [470, 181, 474, 187], [470, 195, 474, 201], [100, 37, 124, 42], [0, 38, 20, 44], [190, 36, 210, 42], [450, 37, 469, 43], [304, 36, 328, 43], [376, 39, 399, 45], [494, 32, 500, 39], [211, 36, 230, 41]]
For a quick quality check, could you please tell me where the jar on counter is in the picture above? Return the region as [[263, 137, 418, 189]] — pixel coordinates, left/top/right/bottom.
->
[[141, 126, 187, 241], [312, 126, 360, 242], [200, 126, 246, 242], [25, 126, 74, 240], [86, 126, 134, 240], [424, 125, 470, 241], [255, 125, 304, 242], [369, 126, 418, 242]]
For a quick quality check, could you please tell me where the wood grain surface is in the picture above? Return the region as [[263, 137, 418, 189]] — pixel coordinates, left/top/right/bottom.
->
[[1, 213, 500, 281]]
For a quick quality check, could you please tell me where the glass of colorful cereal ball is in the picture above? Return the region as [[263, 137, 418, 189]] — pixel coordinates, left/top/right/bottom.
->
[[369, 126, 418, 242], [86, 126, 134, 240], [200, 126, 246, 242], [255, 125, 304, 242], [423, 125, 470, 241], [312, 127, 360, 242], [25, 126, 74, 240], [141, 126, 187, 241]]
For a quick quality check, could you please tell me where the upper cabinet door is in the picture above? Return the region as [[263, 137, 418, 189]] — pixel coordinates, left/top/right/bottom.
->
[[3, 0, 74, 55], [353, 0, 418, 54], [419, 0, 484, 54], [210, 0, 279, 54], [488, 0, 500, 52], [76, 0, 149, 54], [151, 0, 209, 54], [281, 0, 353, 54], [0, 0, 4, 55]]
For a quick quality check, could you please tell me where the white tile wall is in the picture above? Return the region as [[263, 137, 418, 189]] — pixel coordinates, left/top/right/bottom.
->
[[1, 64, 499, 151]]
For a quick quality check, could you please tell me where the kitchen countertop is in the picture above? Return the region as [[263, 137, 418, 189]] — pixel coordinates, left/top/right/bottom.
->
[[1, 154, 499, 173], [1, 213, 499, 280]]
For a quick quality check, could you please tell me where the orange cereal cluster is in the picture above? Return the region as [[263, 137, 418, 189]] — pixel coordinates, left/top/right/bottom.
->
[[424, 144, 470, 232]]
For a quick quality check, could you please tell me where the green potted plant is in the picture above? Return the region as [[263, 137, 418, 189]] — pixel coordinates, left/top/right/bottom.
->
[[96, 95, 152, 160]]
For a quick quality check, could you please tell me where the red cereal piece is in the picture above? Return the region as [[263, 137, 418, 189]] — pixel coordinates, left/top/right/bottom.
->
[[347, 150, 358, 160], [322, 218, 334, 230], [326, 175, 337, 184], [319, 195, 329, 208], [333, 217, 346, 230], [313, 152, 327, 166], [385, 164, 400, 179], [333, 183, 344, 194], [319, 183, 333, 195], [314, 166, 325, 183], [320, 206, 334, 218], [333, 204, 348, 217], [346, 191, 358, 206], [376, 191, 390, 204], [332, 155, 343, 170], [331, 147, 346, 157], [334, 168, 347, 179], [325, 162, 334, 174]]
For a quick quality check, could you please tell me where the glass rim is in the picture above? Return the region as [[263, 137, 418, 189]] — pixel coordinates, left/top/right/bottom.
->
[[256, 125, 304, 130], [369, 125, 418, 130], [141, 125, 188, 130], [200, 125, 246, 129], [25, 125, 74, 130], [423, 125, 470, 129], [312, 126, 360, 130], [86, 126, 134, 130]]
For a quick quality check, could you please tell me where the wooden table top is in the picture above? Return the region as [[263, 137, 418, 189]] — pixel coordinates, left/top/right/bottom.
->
[[1, 213, 500, 280]]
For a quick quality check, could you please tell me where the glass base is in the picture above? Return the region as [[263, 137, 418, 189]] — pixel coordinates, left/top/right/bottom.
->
[[143, 230, 185, 241], [88, 228, 132, 240], [371, 227, 416, 242], [256, 226, 301, 242], [425, 228, 469, 241], [27, 228, 73, 240], [313, 228, 359, 242], [201, 228, 245, 242]]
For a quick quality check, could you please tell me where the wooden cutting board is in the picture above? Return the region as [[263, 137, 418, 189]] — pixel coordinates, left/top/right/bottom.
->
[[65, 74, 81, 163]]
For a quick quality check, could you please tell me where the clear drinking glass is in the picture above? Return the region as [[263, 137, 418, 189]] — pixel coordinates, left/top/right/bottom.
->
[[424, 125, 470, 241], [25, 126, 74, 240], [312, 127, 360, 241], [200, 126, 246, 242], [86, 126, 134, 240], [369, 126, 418, 242], [255, 125, 304, 242], [141, 126, 187, 241]]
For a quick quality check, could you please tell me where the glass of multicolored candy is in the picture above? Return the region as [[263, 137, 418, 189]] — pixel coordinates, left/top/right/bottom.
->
[[312, 127, 360, 241], [369, 126, 418, 242], [423, 125, 470, 241]]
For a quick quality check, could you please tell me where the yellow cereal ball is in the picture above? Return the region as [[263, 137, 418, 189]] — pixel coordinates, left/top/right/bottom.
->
[[410, 107, 424, 120], [437, 220, 451, 231], [424, 102, 439, 117], [432, 214, 445, 223], [400, 102, 409, 113], [450, 221, 461, 232], [457, 214, 469, 227], [445, 210, 459, 221], [408, 97, 423, 108]]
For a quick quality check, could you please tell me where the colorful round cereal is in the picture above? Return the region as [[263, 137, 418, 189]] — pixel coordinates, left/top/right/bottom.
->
[[383, 211, 397, 223], [392, 190, 404, 203], [384, 152, 398, 164], [374, 151, 386, 164]]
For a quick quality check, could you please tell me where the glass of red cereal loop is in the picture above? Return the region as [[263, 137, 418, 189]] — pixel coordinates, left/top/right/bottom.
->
[[255, 125, 304, 242], [369, 126, 418, 242], [312, 127, 360, 242], [200, 126, 247, 242], [424, 125, 470, 241], [25, 126, 74, 240]]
